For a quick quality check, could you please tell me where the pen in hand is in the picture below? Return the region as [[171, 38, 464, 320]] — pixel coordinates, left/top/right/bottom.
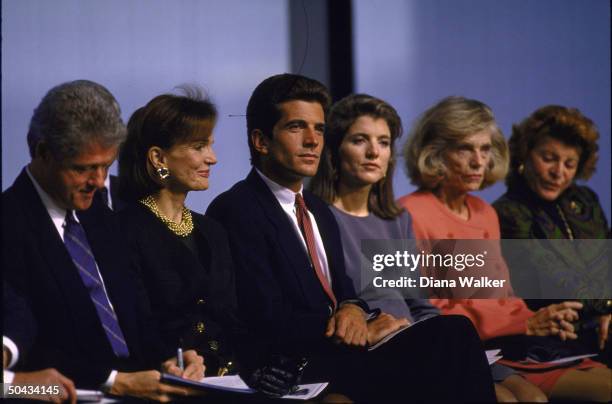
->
[[177, 347, 184, 372]]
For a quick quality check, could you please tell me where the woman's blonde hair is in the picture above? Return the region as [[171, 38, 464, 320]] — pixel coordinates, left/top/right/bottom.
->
[[403, 96, 508, 190]]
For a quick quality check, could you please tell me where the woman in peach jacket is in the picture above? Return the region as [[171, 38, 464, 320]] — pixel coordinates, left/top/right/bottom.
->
[[398, 96, 610, 402]]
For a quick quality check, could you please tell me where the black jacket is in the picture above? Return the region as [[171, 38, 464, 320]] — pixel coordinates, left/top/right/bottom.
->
[[119, 203, 244, 373], [2, 169, 164, 388], [206, 169, 365, 362]]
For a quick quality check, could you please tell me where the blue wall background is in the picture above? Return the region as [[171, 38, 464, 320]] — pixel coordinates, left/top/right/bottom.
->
[[3, 0, 610, 221], [2, 0, 289, 210], [354, 0, 611, 222]]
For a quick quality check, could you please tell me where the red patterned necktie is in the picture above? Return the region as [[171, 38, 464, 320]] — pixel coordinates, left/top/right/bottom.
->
[[294, 193, 337, 309]]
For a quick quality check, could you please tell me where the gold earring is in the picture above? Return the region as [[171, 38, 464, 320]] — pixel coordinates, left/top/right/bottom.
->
[[518, 164, 524, 175], [157, 167, 170, 179]]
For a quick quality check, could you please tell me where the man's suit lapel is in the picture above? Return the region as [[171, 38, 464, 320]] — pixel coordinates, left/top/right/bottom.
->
[[109, 175, 126, 211], [245, 170, 332, 304], [14, 171, 115, 358]]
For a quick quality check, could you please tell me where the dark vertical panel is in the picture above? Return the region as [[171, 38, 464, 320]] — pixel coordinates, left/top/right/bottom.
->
[[327, 0, 354, 101], [289, 0, 330, 88], [288, 0, 354, 101]]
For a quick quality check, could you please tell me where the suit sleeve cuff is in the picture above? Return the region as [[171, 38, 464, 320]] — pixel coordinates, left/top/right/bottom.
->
[[3, 336, 19, 369], [3, 369, 15, 383], [101, 370, 118, 393], [339, 299, 378, 319]]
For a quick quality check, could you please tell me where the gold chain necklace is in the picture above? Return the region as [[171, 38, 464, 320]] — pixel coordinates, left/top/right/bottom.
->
[[555, 204, 574, 240], [139, 195, 194, 237]]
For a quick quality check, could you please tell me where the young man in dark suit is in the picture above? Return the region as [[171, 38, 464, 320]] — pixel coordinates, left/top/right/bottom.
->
[[2, 80, 203, 401], [207, 74, 496, 402]]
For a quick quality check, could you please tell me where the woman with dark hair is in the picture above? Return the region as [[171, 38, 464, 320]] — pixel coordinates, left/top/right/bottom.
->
[[311, 93, 422, 323], [118, 88, 244, 378], [311, 93, 523, 402], [117, 89, 308, 398], [398, 96, 610, 401], [493, 105, 610, 357]]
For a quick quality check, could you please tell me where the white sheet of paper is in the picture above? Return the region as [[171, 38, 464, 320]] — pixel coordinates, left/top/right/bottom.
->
[[162, 374, 328, 400], [282, 382, 329, 400], [524, 353, 597, 365], [485, 349, 503, 365], [75, 389, 118, 403], [196, 375, 254, 393]]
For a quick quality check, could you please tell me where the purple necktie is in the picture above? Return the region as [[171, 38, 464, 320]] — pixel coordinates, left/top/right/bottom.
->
[[64, 211, 130, 358]]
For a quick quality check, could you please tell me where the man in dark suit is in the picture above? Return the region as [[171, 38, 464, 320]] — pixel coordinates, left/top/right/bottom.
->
[[2, 80, 203, 401], [207, 74, 495, 401], [3, 282, 77, 403], [94, 174, 125, 212]]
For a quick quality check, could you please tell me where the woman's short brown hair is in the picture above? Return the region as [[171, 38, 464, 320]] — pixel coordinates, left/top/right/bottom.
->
[[403, 96, 508, 190], [118, 86, 217, 202], [309, 93, 403, 219], [507, 105, 599, 185]]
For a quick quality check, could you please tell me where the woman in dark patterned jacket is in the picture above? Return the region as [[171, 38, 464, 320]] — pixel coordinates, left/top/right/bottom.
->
[[493, 105, 611, 363]]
